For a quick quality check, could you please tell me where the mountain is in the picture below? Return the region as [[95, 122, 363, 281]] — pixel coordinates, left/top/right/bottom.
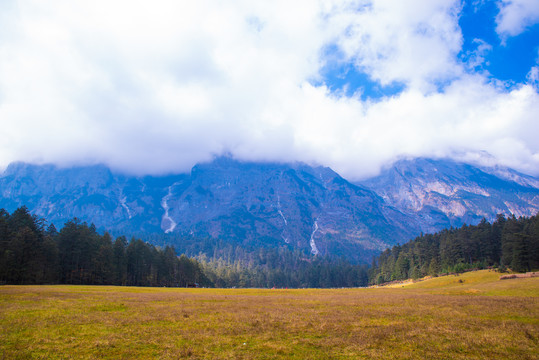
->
[[0, 162, 177, 234], [1, 157, 538, 263], [0, 158, 418, 262], [358, 158, 539, 234]]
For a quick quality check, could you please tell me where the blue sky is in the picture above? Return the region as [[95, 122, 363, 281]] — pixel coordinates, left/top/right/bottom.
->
[[0, 0, 538, 179], [321, 0, 539, 99], [459, 0, 539, 84]]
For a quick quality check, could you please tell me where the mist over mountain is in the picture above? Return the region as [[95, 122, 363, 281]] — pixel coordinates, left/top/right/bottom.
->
[[1, 157, 538, 263]]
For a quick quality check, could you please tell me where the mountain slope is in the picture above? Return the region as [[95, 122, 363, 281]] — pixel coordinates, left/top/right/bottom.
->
[[0, 162, 184, 234], [358, 158, 539, 233], [1, 157, 538, 262], [0, 158, 418, 262]]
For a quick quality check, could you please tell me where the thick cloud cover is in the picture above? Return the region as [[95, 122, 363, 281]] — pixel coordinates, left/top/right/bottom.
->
[[1, 0, 538, 179]]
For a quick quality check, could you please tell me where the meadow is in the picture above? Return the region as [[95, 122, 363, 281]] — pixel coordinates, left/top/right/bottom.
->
[[1, 270, 538, 359]]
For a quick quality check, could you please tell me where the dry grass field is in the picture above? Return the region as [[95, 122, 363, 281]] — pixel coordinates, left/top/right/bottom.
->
[[1, 270, 538, 359]]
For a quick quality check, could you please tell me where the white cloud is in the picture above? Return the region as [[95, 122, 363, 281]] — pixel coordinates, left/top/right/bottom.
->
[[528, 65, 539, 89], [334, 0, 463, 91], [462, 39, 493, 71], [496, 0, 539, 38], [0, 0, 538, 179], [285, 77, 539, 180]]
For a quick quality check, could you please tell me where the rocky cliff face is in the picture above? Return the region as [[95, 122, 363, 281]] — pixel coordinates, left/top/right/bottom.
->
[[178, 158, 418, 256], [0, 162, 180, 234], [358, 158, 539, 233], [0, 158, 418, 262], [1, 157, 538, 262]]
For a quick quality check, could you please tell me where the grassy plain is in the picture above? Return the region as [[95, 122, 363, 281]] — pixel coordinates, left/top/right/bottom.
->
[[1, 270, 538, 359]]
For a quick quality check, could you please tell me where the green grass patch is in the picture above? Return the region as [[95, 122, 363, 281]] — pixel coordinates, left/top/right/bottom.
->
[[1, 273, 538, 359], [406, 270, 539, 297], [91, 303, 128, 312]]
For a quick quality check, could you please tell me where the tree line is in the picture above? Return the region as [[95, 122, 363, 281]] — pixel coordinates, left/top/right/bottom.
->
[[0, 207, 208, 286], [0, 207, 369, 287], [144, 233, 369, 288], [197, 249, 368, 288], [369, 213, 539, 285]]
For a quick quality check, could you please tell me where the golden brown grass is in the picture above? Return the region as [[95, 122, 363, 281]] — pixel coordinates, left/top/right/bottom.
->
[[1, 271, 538, 359]]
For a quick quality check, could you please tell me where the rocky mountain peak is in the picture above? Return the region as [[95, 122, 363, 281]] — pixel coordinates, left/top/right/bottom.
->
[[0, 157, 538, 263]]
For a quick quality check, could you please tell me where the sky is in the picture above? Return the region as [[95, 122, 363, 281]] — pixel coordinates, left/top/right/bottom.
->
[[0, 0, 538, 180]]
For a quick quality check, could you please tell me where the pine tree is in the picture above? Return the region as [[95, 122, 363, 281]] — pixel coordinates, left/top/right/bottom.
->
[[113, 236, 127, 285], [428, 257, 440, 276]]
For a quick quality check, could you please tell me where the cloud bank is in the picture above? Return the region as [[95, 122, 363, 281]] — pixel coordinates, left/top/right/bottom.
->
[[0, 0, 538, 179]]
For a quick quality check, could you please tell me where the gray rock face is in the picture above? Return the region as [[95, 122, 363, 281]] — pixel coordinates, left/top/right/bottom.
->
[[1, 157, 538, 262], [0, 162, 181, 234], [0, 158, 417, 262], [358, 158, 539, 234]]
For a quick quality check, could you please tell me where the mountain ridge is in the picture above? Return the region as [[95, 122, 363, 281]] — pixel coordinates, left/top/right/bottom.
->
[[358, 157, 539, 233], [1, 157, 538, 262]]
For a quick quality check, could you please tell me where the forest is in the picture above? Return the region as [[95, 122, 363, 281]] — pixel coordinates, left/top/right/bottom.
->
[[0, 207, 208, 287], [369, 213, 539, 285], [4, 206, 537, 288], [0, 207, 368, 288]]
